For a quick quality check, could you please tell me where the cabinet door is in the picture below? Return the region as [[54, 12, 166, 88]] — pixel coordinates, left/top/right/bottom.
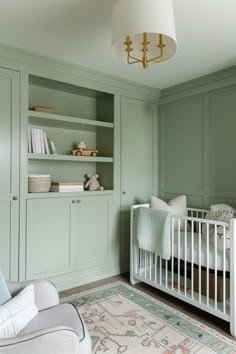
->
[[0, 68, 19, 280], [120, 97, 157, 264], [71, 196, 112, 270], [26, 198, 75, 279]]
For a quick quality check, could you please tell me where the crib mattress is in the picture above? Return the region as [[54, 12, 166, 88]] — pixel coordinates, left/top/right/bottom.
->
[[173, 232, 230, 272]]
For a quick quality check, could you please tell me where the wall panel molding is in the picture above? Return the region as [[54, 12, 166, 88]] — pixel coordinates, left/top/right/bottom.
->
[[160, 66, 236, 105], [159, 71, 236, 209]]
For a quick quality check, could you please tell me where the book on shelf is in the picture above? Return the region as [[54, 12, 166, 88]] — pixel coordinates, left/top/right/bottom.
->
[[28, 127, 57, 155], [43, 132, 49, 154], [28, 126, 32, 153], [32, 106, 54, 114], [50, 140, 57, 154], [50, 182, 84, 192]]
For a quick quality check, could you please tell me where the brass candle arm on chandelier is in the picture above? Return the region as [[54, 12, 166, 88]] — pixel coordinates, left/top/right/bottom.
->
[[124, 33, 166, 69], [112, 0, 177, 69]]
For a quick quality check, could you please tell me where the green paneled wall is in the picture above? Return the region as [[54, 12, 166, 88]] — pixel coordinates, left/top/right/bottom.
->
[[159, 74, 236, 209]]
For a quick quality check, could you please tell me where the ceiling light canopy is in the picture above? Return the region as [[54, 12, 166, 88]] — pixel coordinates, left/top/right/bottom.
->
[[112, 0, 177, 69]]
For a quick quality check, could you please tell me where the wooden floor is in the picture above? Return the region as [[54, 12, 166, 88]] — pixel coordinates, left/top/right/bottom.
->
[[60, 273, 234, 340]]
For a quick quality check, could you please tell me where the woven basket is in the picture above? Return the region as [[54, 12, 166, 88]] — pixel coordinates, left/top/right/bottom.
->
[[28, 174, 51, 193]]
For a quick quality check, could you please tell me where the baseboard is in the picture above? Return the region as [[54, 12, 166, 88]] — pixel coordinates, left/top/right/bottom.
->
[[50, 264, 121, 292]]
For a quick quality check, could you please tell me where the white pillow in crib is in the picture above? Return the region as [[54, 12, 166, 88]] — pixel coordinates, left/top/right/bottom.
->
[[150, 195, 187, 231], [203, 204, 235, 250], [0, 284, 38, 339]]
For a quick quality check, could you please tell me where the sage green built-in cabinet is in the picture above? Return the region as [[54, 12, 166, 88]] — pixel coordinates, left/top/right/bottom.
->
[[0, 44, 160, 290], [0, 68, 20, 280], [26, 195, 112, 280], [120, 97, 158, 267]]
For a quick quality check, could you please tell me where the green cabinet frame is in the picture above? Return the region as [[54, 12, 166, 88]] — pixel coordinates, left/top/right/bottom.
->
[[0, 67, 20, 281]]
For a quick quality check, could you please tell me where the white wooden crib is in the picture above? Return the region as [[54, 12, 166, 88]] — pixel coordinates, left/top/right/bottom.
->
[[130, 204, 236, 337]]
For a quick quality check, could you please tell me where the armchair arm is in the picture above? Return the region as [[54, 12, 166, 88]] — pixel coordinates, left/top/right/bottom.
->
[[7, 280, 59, 311], [0, 326, 80, 354]]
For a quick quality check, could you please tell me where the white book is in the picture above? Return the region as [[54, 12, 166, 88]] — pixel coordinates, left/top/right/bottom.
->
[[59, 186, 84, 191], [28, 126, 32, 153], [40, 129, 45, 154], [31, 128, 37, 153], [35, 128, 41, 153], [50, 186, 84, 192], [50, 182, 84, 192], [43, 132, 49, 154]]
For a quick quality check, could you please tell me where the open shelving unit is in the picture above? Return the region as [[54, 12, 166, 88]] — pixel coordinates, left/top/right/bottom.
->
[[28, 75, 114, 192]]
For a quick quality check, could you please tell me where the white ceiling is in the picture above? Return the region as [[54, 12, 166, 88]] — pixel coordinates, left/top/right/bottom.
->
[[0, 0, 235, 89]]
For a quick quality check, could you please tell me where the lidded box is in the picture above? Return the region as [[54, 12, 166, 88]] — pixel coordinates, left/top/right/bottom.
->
[[28, 174, 51, 193]]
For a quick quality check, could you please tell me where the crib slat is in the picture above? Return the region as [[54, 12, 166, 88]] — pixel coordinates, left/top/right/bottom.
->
[[223, 226, 226, 314], [206, 223, 209, 307], [171, 218, 174, 290], [166, 259, 168, 287], [198, 222, 202, 303], [136, 248, 139, 275], [160, 255, 162, 285], [139, 249, 142, 277], [184, 220, 187, 296], [214, 224, 217, 310], [155, 253, 157, 283], [178, 219, 180, 293], [149, 252, 152, 280], [145, 250, 147, 279], [191, 220, 194, 299]]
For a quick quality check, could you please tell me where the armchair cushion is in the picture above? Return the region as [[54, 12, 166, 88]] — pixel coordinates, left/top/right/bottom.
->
[[0, 280, 92, 354], [0, 271, 11, 305], [0, 327, 80, 354], [20, 303, 85, 342], [0, 285, 38, 339], [7, 280, 59, 311]]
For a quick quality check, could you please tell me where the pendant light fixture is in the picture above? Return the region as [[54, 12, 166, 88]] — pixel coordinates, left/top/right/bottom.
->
[[112, 0, 177, 69]]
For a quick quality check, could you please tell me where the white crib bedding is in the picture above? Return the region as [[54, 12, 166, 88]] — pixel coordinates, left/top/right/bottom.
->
[[173, 232, 230, 272]]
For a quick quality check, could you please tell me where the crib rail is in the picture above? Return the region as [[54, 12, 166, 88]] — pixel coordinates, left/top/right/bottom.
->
[[130, 204, 232, 324]]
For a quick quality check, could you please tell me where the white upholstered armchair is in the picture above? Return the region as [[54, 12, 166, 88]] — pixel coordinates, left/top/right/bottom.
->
[[0, 280, 91, 354]]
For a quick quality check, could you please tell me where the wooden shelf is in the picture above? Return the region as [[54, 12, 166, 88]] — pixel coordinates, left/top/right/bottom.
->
[[26, 190, 114, 199], [28, 110, 114, 131], [28, 153, 113, 163]]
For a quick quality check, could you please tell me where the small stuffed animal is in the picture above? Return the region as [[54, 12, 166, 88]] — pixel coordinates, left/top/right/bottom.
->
[[85, 174, 104, 191]]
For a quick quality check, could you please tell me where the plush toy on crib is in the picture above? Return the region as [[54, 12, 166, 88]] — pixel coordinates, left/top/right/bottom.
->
[[85, 174, 104, 191]]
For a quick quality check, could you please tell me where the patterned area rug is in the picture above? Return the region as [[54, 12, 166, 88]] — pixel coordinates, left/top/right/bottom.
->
[[62, 281, 236, 353]]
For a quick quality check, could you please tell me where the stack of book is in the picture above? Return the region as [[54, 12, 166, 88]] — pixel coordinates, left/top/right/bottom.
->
[[28, 127, 57, 154], [50, 182, 84, 193]]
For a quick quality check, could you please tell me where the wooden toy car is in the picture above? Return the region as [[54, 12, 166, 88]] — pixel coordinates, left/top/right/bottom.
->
[[72, 148, 98, 157]]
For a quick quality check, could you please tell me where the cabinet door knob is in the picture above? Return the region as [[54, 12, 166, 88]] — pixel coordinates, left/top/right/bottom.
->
[[122, 191, 126, 195], [72, 200, 76, 203], [77, 200, 81, 203], [13, 196, 18, 201]]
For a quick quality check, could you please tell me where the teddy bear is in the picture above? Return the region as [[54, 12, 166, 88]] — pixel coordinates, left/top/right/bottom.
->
[[85, 174, 104, 191]]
